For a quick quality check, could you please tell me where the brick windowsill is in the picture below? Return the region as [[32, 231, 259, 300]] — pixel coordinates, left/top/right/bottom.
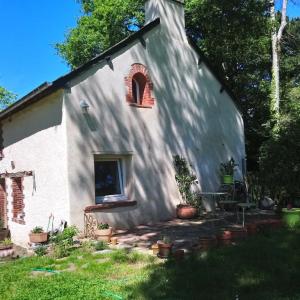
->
[[84, 200, 137, 213], [129, 103, 153, 109]]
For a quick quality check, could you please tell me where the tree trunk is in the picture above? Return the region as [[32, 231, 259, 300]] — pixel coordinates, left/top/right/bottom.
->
[[270, 0, 288, 114]]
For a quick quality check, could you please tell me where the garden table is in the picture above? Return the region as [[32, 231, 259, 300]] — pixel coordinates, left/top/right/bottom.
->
[[237, 202, 256, 227], [199, 192, 228, 211]]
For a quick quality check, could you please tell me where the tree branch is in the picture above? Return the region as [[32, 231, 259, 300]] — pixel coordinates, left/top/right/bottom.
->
[[277, 0, 288, 42]]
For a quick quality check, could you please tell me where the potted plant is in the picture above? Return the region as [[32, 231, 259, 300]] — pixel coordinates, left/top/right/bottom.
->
[[157, 236, 173, 258], [94, 223, 112, 242], [0, 238, 14, 258], [220, 158, 237, 184], [29, 226, 48, 244], [0, 218, 9, 241], [173, 155, 199, 219]]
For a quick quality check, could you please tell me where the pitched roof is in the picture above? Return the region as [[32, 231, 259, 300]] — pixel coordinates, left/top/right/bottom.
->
[[0, 17, 241, 121], [0, 18, 160, 121]]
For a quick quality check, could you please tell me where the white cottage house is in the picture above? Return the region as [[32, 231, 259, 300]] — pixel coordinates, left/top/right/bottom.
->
[[0, 0, 245, 247]]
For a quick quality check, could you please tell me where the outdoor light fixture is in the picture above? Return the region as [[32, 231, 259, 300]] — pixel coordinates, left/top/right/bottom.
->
[[79, 100, 90, 114]]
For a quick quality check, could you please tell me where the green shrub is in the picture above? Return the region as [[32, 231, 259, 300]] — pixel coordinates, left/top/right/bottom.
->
[[53, 240, 71, 258], [52, 226, 78, 245], [173, 155, 198, 206], [34, 245, 47, 256], [259, 114, 300, 203], [81, 240, 94, 253], [51, 226, 79, 258], [94, 240, 108, 251], [282, 209, 300, 229]]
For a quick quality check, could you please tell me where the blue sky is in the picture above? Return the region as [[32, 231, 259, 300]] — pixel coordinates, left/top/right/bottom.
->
[[0, 1, 300, 99], [0, 0, 81, 98]]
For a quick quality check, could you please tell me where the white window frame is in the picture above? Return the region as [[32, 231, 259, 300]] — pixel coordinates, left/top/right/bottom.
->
[[95, 158, 127, 204]]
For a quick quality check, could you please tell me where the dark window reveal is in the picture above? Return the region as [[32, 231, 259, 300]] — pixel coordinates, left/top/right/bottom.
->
[[94, 161, 122, 197]]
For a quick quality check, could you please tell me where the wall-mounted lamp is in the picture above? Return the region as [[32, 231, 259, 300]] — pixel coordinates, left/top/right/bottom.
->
[[80, 100, 90, 114]]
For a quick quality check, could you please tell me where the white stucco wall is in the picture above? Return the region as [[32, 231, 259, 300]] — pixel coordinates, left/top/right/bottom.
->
[[0, 0, 246, 245], [0, 91, 69, 247], [63, 0, 246, 230]]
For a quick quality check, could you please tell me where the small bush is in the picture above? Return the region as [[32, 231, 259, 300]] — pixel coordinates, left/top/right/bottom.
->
[[52, 226, 78, 245], [51, 226, 79, 258], [34, 245, 47, 257], [81, 240, 94, 253], [53, 240, 71, 258], [94, 241, 108, 251]]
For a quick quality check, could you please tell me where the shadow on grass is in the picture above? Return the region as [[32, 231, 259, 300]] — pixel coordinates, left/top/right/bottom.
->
[[129, 229, 300, 300]]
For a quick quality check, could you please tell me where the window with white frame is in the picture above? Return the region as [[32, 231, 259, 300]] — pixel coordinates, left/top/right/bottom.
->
[[94, 159, 126, 203]]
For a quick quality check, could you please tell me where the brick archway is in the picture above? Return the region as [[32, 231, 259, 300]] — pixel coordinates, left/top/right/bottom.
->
[[125, 64, 155, 108]]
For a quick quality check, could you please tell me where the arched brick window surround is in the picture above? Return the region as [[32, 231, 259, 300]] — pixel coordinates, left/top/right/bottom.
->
[[125, 64, 155, 108]]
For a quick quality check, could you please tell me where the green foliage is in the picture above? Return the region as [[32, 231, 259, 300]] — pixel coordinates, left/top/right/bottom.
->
[[220, 158, 237, 176], [53, 240, 72, 258], [0, 238, 12, 246], [56, 0, 144, 69], [0, 86, 17, 110], [94, 240, 108, 251], [185, 0, 272, 169], [1, 230, 300, 299], [52, 225, 78, 245], [51, 226, 79, 258], [259, 113, 300, 201], [97, 223, 109, 230], [282, 209, 300, 229], [55, 0, 300, 174], [31, 226, 44, 234], [34, 245, 48, 257], [173, 155, 197, 206]]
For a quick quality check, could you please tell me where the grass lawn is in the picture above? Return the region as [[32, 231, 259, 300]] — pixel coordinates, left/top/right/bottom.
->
[[1, 228, 300, 300]]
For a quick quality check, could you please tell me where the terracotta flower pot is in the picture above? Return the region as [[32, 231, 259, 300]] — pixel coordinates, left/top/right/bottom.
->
[[151, 243, 159, 256], [176, 204, 198, 219], [199, 236, 217, 250], [230, 228, 248, 240], [217, 230, 233, 246], [158, 242, 173, 258], [0, 229, 9, 241], [0, 244, 14, 258], [29, 232, 48, 244], [246, 223, 257, 235], [173, 249, 184, 261], [95, 227, 112, 242]]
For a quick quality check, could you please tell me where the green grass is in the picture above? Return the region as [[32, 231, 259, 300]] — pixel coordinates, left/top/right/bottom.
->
[[282, 208, 300, 228], [1, 229, 300, 299]]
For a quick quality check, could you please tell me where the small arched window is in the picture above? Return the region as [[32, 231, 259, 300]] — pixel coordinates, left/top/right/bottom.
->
[[132, 73, 146, 104], [125, 64, 155, 108]]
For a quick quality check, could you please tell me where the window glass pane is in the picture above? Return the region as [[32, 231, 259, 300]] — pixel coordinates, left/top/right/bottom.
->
[[95, 161, 121, 197]]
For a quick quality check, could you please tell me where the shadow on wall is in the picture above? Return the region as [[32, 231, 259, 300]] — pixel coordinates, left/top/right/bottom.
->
[[3, 92, 63, 148], [66, 22, 244, 227]]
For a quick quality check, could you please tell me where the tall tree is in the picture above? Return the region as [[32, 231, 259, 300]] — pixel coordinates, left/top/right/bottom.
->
[[185, 0, 272, 170], [0, 86, 16, 111], [56, 0, 144, 69], [270, 0, 288, 114]]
